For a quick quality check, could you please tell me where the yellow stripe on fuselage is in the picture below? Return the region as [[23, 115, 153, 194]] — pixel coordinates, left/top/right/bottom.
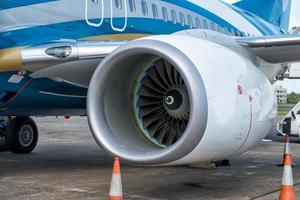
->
[[0, 47, 23, 72], [80, 33, 151, 41]]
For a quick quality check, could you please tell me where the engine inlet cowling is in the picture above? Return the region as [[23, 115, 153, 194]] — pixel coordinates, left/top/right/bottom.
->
[[87, 36, 208, 165]]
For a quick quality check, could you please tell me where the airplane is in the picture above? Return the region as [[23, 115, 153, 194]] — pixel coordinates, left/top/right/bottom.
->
[[0, 0, 298, 165]]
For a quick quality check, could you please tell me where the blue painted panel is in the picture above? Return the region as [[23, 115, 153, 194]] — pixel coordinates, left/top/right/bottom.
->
[[0, 0, 58, 10], [234, 0, 291, 30], [0, 72, 87, 115], [0, 92, 6, 99]]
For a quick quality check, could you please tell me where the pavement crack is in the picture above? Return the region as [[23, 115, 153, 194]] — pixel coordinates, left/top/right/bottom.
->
[[250, 182, 300, 199]]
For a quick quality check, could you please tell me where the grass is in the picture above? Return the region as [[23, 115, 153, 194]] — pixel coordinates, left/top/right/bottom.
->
[[278, 103, 295, 107], [277, 110, 289, 116]]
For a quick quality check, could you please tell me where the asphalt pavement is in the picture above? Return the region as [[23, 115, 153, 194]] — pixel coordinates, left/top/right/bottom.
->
[[0, 117, 299, 200]]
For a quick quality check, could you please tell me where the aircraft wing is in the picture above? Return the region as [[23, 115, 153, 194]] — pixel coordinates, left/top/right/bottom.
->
[[236, 34, 300, 64]]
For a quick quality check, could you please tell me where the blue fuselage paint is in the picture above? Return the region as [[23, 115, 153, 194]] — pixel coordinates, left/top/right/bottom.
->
[[0, 0, 285, 116], [0, 0, 58, 10]]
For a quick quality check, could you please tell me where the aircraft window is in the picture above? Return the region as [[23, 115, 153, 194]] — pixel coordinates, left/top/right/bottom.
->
[[203, 19, 208, 29], [224, 27, 229, 35], [128, 0, 136, 13], [211, 22, 216, 31], [141, 1, 148, 16], [187, 15, 193, 28], [235, 30, 240, 36], [230, 28, 235, 36], [162, 7, 168, 22], [220, 27, 225, 34], [115, 0, 122, 10], [195, 18, 201, 28], [152, 4, 158, 19], [171, 10, 177, 24], [179, 12, 185, 26], [280, 29, 286, 34]]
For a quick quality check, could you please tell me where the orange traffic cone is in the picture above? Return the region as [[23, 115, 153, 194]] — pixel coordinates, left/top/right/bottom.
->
[[278, 135, 289, 167], [278, 135, 296, 167], [279, 135, 295, 200], [108, 157, 123, 200]]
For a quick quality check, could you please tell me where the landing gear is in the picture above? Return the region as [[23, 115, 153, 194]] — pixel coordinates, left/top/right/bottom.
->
[[0, 133, 10, 152], [0, 117, 12, 152], [0, 116, 38, 154]]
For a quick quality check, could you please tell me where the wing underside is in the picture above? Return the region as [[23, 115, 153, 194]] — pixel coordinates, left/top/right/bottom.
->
[[236, 34, 300, 63]]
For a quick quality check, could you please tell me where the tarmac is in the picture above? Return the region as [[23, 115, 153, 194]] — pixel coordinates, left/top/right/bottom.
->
[[0, 117, 299, 200]]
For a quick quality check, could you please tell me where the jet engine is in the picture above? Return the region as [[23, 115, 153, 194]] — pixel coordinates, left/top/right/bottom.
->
[[87, 35, 276, 165]]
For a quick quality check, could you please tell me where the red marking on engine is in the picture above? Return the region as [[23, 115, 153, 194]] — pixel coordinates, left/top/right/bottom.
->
[[64, 116, 71, 119], [249, 95, 253, 102], [237, 85, 243, 95], [17, 69, 27, 76]]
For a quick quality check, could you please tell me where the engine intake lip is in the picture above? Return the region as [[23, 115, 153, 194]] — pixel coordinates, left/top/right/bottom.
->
[[87, 37, 208, 165]]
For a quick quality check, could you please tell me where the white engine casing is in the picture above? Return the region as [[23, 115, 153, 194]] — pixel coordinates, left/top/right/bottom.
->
[[87, 35, 277, 165], [159, 36, 277, 164]]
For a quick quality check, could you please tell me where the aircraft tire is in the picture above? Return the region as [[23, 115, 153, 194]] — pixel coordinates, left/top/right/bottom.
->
[[0, 121, 14, 152], [10, 117, 38, 154], [0, 132, 11, 152]]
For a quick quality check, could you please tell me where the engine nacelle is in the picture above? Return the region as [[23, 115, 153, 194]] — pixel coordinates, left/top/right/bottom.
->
[[87, 35, 276, 165]]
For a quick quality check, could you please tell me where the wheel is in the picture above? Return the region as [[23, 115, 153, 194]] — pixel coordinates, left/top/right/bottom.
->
[[0, 132, 9, 152], [0, 124, 14, 152], [10, 117, 38, 154]]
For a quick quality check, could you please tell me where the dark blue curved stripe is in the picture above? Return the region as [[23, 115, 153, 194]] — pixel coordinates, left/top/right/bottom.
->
[[232, 7, 277, 35], [0, 0, 57, 10], [220, 1, 278, 35], [237, 10, 272, 35], [233, 0, 292, 30]]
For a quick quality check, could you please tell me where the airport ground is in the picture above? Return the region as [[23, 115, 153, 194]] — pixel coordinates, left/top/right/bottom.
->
[[0, 117, 300, 200]]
